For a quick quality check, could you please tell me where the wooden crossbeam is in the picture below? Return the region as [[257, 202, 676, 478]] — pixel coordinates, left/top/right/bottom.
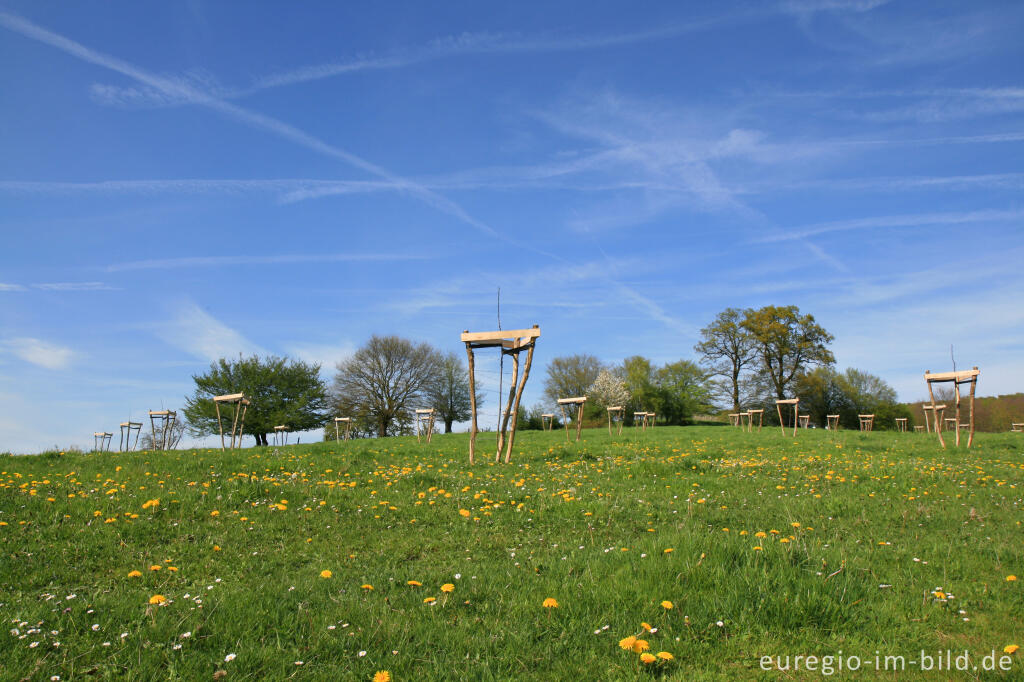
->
[[924, 368, 981, 383], [559, 396, 587, 441], [606, 405, 625, 436], [460, 328, 541, 343], [926, 367, 978, 448]]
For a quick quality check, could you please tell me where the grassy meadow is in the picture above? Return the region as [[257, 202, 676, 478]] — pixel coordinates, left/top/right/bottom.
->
[[2, 425, 1023, 680]]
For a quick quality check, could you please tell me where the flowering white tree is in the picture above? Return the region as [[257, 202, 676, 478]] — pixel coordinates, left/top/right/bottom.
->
[[588, 369, 631, 407]]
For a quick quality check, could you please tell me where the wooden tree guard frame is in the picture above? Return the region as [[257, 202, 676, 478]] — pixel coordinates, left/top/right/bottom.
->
[[921, 404, 946, 433], [272, 425, 289, 447], [925, 367, 979, 448], [415, 408, 436, 444], [776, 398, 799, 437], [740, 411, 751, 430], [943, 417, 958, 432], [798, 414, 810, 429], [213, 393, 249, 450], [826, 414, 840, 430], [747, 409, 764, 433], [606, 406, 625, 436], [94, 431, 112, 452], [148, 410, 177, 451], [633, 411, 652, 432], [541, 414, 555, 431], [1012, 423, 1024, 433], [558, 396, 587, 442], [858, 414, 875, 432], [729, 413, 741, 427], [334, 417, 353, 441], [895, 417, 908, 432], [462, 326, 540, 465], [119, 421, 142, 452], [914, 425, 925, 432]]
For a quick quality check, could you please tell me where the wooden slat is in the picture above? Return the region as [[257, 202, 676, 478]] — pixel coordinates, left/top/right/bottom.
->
[[461, 327, 541, 343], [775, 398, 799, 404], [148, 410, 175, 416], [213, 392, 246, 402], [334, 417, 351, 422], [273, 425, 288, 431], [557, 396, 587, 404], [924, 368, 980, 382], [119, 421, 142, 427], [415, 408, 435, 414]]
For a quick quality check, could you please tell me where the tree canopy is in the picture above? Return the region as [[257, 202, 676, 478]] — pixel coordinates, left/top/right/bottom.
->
[[543, 354, 603, 405], [332, 335, 440, 438], [427, 351, 479, 433], [695, 307, 758, 412], [183, 355, 330, 447], [741, 305, 835, 400]]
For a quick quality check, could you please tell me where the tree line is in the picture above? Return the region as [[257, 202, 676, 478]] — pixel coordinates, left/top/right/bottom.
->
[[178, 304, 911, 447]]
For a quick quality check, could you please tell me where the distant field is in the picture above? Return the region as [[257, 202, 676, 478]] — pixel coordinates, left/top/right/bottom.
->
[[2, 427, 1023, 680]]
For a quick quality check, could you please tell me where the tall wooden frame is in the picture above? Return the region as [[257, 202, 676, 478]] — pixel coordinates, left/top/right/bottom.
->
[[943, 417, 958, 433], [858, 414, 875, 432], [334, 417, 353, 441], [921, 404, 945, 433], [895, 418, 908, 433], [798, 414, 810, 429], [607, 406, 625, 436], [462, 326, 540, 465], [94, 431, 112, 452], [729, 413, 741, 427], [1012, 423, 1024, 433], [914, 425, 925, 433], [925, 367, 979, 448], [633, 411, 652, 432], [119, 421, 142, 452], [213, 393, 249, 450], [826, 414, 840, 431], [541, 414, 555, 431], [148, 410, 177, 451], [415, 408, 436, 444], [776, 398, 799, 437], [558, 396, 587, 442], [272, 425, 289, 446], [747, 409, 764, 433]]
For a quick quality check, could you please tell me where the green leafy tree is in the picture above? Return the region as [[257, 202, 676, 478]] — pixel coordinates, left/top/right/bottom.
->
[[427, 352, 481, 433], [618, 355, 656, 424], [183, 355, 330, 447], [543, 354, 604, 419], [794, 367, 847, 427], [332, 335, 440, 438], [651, 360, 715, 425], [742, 305, 835, 400], [695, 308, 758, 411]]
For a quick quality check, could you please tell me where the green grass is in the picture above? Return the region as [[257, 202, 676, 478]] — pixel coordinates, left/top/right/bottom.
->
[[2, 426, 1023, 680]]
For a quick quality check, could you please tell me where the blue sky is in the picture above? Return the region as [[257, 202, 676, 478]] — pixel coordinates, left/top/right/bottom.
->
[[1, 1, 1023, 452]]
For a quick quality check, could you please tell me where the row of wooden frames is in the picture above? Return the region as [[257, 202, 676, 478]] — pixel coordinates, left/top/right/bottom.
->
[[93, 410, 178, 452], [539, 400, 654, 440]]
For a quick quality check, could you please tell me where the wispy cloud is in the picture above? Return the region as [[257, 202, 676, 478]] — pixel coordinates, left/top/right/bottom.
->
[[154, 301, 266, 362], [0, 283, 27, 292], [0, 178, 399, 201], [2, 337, 76, 369], [105, 252, 429, 272], [0, 11, 503, 242], [754, 208, 1024, 243], [1, 281, 117, 292]]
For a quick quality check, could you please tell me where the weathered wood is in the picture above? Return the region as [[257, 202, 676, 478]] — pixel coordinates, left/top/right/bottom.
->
[[496, 351, 520, 461], [557, 396, 587, 404], [826, 414, 840, 431], [607, 406, 625, 436], [858, 414, 875, 432], [923, 368, 980, 382], [776, 398, 799, 437], [213, 392, 246, 402], [504, 338, 535, 463], [747, 409, 764, 433], [894, 417, 908, 433], [541, 414, 554, 431], [465, 342, 477, 465], [460, 328, 541, 343]]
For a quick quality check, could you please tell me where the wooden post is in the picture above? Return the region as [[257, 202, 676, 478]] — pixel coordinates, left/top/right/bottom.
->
[[826, 414, 840, 431], [926, 371, 944, 448], [465, 337, 477, 465], [496, 349, 520, 461], [215, 400, 224, 450], [954, 378, 961, 447], [504, 339, 534, 463], [968, 367, 977, 448]]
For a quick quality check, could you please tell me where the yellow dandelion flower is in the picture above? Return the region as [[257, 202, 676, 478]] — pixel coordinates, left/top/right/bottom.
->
[[619, 636, 637, 650], [663, 548, 674, 554], [361, 584, 374, 590], [1004, 644, 1019, 655], [213, 545, 221, 551], [640, 653, 656, 664], [423, 596, 436, 604], [542, 597, 559, 608], [210, 510, 220, 516], [641, 622, 652, 632], [632, 639, 650, 653], [373, 672, 392, 682], [440, 583, 455, 593], [755, 531, 767, 538], [459, 509, 471, 517], [791, 522, 801, 528], [753, 546, 764, 551], [149, 565, 162, 571], [320, 570, 333, 579], [657, 651, 674, 661], [407, 580, 422, 587], [127, 570, 142, 578], [148, 594, 167, 605], [1007, 575, 1018, 582], [661, 600, 673, 610]]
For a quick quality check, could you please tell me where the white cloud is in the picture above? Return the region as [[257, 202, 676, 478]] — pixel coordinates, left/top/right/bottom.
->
[[3, 337, 76, 369], [155, 301, 266, 362], [32, 282, 117, 291], [0, 283, 27, 292]]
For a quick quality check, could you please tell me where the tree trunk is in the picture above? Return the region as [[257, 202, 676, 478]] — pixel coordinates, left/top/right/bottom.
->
[[444, 419, 453, 433]]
